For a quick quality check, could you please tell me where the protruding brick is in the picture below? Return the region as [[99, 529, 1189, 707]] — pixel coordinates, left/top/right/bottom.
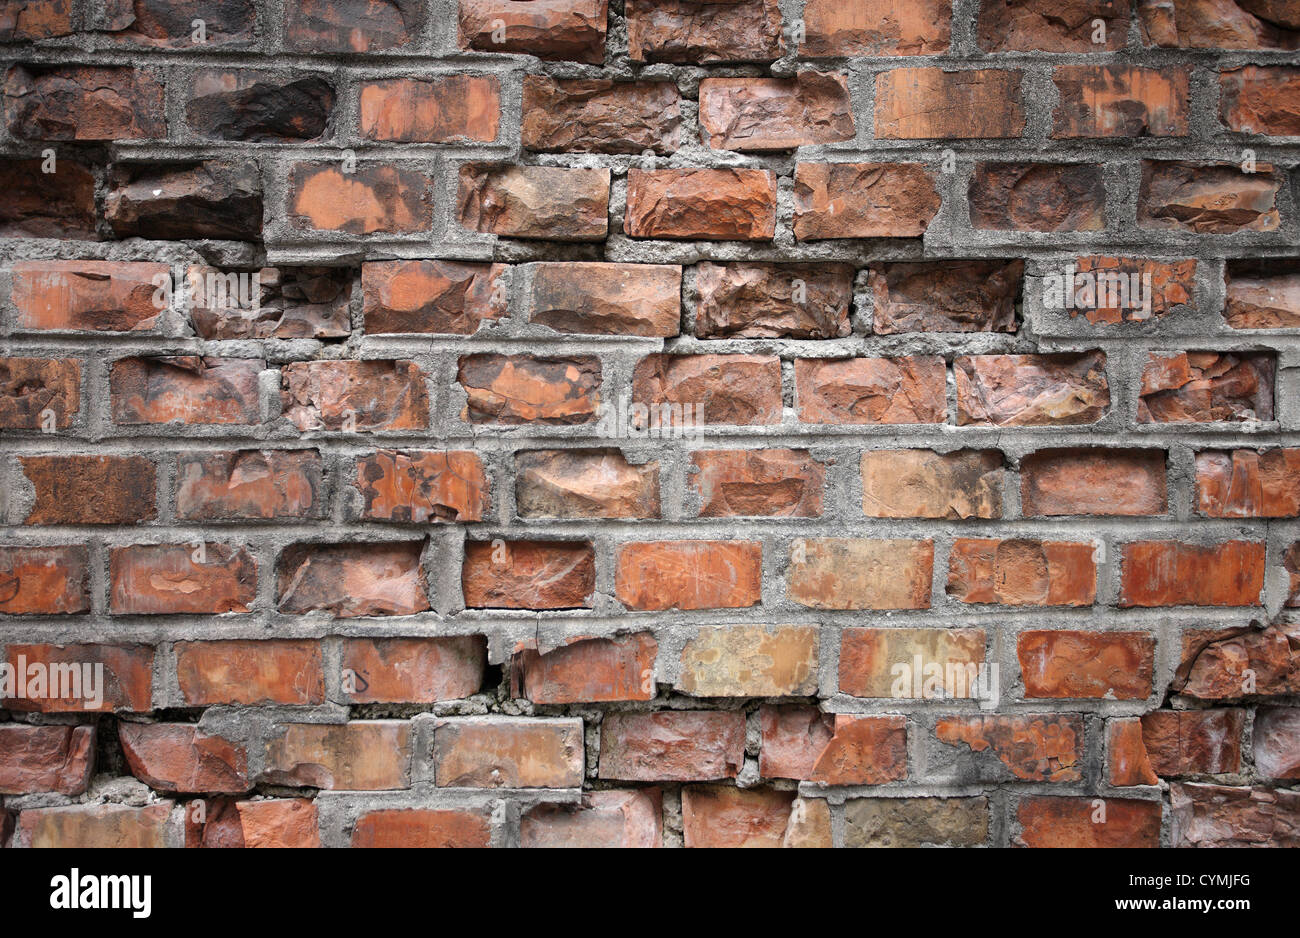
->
[[119, 724, 249, 794], [875, 68, 1024, 139], [359, 76, 499, 143], [462, 540, 595, 610], [516, 449, 660, 519], [1021, 448, 1167, 516], [978, 0, 1130, 52], [694, 262, 853, 339], [793, 162, 940, 240], [615, 540, 762, 611], [1139, 160, 1282, 232], [110, 356, 261, 426], [955, 352, 1110, 426], [13, 803, 174, 849], [1196, 449, 1300, 518], [0, 546, 89, 615], [599, 711, 745, 781], [18, 455, 157, 525], [262, 722, 411, 790], [1019, 631, 1154, 699], [277, 542, 430, 617], [970, 162, 1106, 231], [287, 0, 422, 52], [947, 539, 1097, 607], [0, 357, 79, 430], [1220, 66, 1300, 135], [678, 625, 818, 698], [512, 633, 657, 704], [682, 786, 795, 848], [106, 160, 263, 241], [845, 797, 989, 847], [357, 450, 490, 523], [457, 163, 610, 241], [801, 0, 951, 56], [1138, 351, 1275, 423], [459, 354, 601, 425], [176, 450, 325, 521], [353, 808, 490, 848], [110, 543, 256, 615], [839, 628, 987, 698], [522, 790, 662, 848], [631, 354, 782, 426], [362, 260, 508, 335], [459, 0, 608, 63], [3, 643, 153, 713], [175, 640, 325, 706], [795, 357, 946, 425], [1120, 540, 1265, 607], [341, 636, 486, 704], [869, 260, 1021, 334], [528, 262, 681, 336], [1016, 797, 1161, 848], [0, 725, 93, 795], [627, 0, 782, 63], [935, 714, 1083, 782], [625, 168, 776, 241], [11, 261, 168, 332], [1141, 709, 1245, 775], [699, 72, 855, 150], [861, 450, 1003, 519], [288, 162, 432, 234], [521, 76, 680, 153], [4, 65, 164, 140], [1053, 65, 1189, 137], [434, 717, 584, 788], [788, 538, 933, 610], [281, 360, 429, 431], [188, 72, 334, 142]]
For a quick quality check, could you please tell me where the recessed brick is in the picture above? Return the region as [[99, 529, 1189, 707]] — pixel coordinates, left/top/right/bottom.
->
[[793, 162, 939, 240], [106, 160, 263, 241], [359, 76, 500, 143], [875, 68, 1024, 139], [947, 539, 1097, 607], [528, 262, 681, 337], [281, 360, 429, 432], [1109, 718, 1159, 786], [615, 540, 762, 611], [788, 538, 934, 610], [970, 162, 1106, 231], [955, 352, 1110, 426], [434, 717, 584, 788], [861, 450, 1003, 520], [187, 265, 352, 340], [521, 76, 680, 153], [357, 450, 490, 523], [362, 260, 508, 335], [1021, 448, 1168, 516], [1120, 540, 1265, 607], [690, 449, 824, 518], [1019, 630, 1155, 699], [457, 163, 610, 241], [795, 357, 947, 425], [18, 455, 157, 525], [1196, 449, 1300, 518], [188, 72, 335, 142], [1254, 707, 1300, 779], [869, 260, 1022, 334], [625, 168, 777, 240], [0, 157, 96, 239], [277, 541, 430, 617], [462, 540, 595, 610], [599, 710, 745, 781], [1224, 259, 1300, 329], [458, 354, 601, 425], [110, 356, 262, 426], [1138, 351, 1275, 423], [175, 639, 325, 706]]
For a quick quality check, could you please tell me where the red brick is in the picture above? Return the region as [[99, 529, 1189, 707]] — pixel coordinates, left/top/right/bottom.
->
[[955, 352, 1110, 426], [111, 356, 261, 426], [795, 356, 946, 424], [357, 450, 490, 523], [1066, 256, 1196, 324], [682, 786, 795, 848], [631, 353, 782, 426], [1196, 449, 1300, 517], [1138, 0, 1300, 49], [457, 163, 610, 241], [1254, 707, 1300, 779], [110, 543, 256, 615], [459, 0, 607, 63], [625, 168, 776, 240], [599, 711, 745, 781], [1140, 351, 1275, 424], [353, 808, 490, 848], [869, 260, 1022, 334], [288, 162, 432, 234], [4, 65, 165, 140], [1120, 540, 1265, 607], [515, 449, 660, 519], [801, 0, 951, 55], [1220, 66, 1300, 135], [1053, 65, 1190, 137], [788, 538, 934, 610], [1016, 796, 1161, 848], [1018, 630, 1154, 699], [861, 450, 1003, 520], [1224, 260, 1300, 329], [341, 636, 486, 704], [1288, 543, 1300, 608], [262, 722, 410, 790], [627, 0, 782, 63], [359, 76, 499, 143], [287, 0, 422, 52], [970, 162, 1106, 231], [3, 644, 154, 713], [13, 803, 175, 849], [935, 714, 1084, 782], [176, 640, 324, 706], [1141, 709, 1245, 775], [1174, 623, 1300, 699], [759, 705, 833, 780], [100, 0, 255, 47], [838, 628, 987, 698], [809, 715, 908, 785], [615, 540, 762, 611], [119, 724, 249, 794], [434, 717, 584, 788], [1139, 160, 1283, 232], [793, 162, 939, 239], [18, 455, 157, 525], [0, 357, 79, 430], [876, 68, 1024, 139], [521, 76, 681, 153], [0, 546, 89, 615], [947, 539, 1097, 607], [528, 262, 681, 336], [193, 799, 319, 849], [185, 265, 352, 341], [978, 0, 1130, 52], [1021, 448, 1167, 516], [11, 260, 167, 332], [1171, 782, 1300, 847], [277, 542, 430, 617], [521, 789, 661, 848], [0, 0, 71, 40], [511, 632, 657, 704], [462, 540, 595, 610], [694, 262, 853, 339], [690, 449, 823, 518], [0, 725, 93, 795], [176, 450, 325, 521], [186, 72, 334, 143], [281, 360, 429, 431], [0, 156, 95, 239], [1109, 718, 1159, 786], [699, 72, 855, 150], [362, 260, 508, 335], [678, 625, 818, 698], [459, 354, 600, 425]]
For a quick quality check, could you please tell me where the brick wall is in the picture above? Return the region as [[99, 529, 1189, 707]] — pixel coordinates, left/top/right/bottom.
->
[[0, 0, 1298, 849]]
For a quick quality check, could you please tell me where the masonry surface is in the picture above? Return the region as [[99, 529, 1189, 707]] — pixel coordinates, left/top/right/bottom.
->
[[0, 0, 1298, 849]]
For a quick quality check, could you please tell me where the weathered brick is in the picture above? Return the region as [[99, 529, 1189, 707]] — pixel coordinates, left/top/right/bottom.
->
[[979, 0, 1130, 52], [521, 76, 680, 153], [869, 260, 1022, 334], [1196, 449, 1300, 517], [288, 162, 432, 234], [861, 450, 1003, 520], [462, 540, 595, 610], [1139, 351, 1275, 423], [13, 803, 175, 849], [0, 357, 79, 430], [839, 628, 987, 698], [1171, 782, 1300, 847], [119, 724, 249, 794], [615, 540, 762, 611], [694, 262, 853, 339], [362, 260, 508, 335], [845, 797, 989, 848], [516, 449, 660, 519], [277, 542, 430, 617], [18, 455, 157, 525], [353, 808, 490, 848], [341, 636, 486, 704], [627, 0, 782, 63], [1174, 623, 1300, 699], [1138, 160, 1283, 232], [801, 0, 951, 56], [631, 353, 782, 425], [682, 786, 795, 848], [457, 163, 610, 240], [1138, 0, 1300, 49], [955, 352, 1110, 426], [1120, 540, 1265, 607], [759, 705, 833, 780], [793, 162, 940, 239], [521, 790, 662, 848], [188, 72, 334, 142], [193, 799, 319, 849], [0, 0, 71, 40], [111, 356, 261, 426], [262, 722, 411, 790], [947, 539, 1097, 607], [809, 715, 908, 785], [4, 65, 165, 140], [699, 72, 855, 150], [1141, 709, 1245, 775], [106, 160, 263, 241], [625, 168, 777, 240], [1109, 718, 1159, 786], [175, 450, 325, 521], [357, 450, 490, 523], [459, 354, 601, 425], [875, 68, 1024, 139], [935, 714, 1084, 783], [1019, 631, 1154, 699], [0, 157, 96, 239], [970, 162, 1106, 231], [1016, 797, 1161, 848], [1062, 256, 1197, 324], [1053, 65, 1190, 137], [0, 546, 89, 615], [359, 75, 499, 143], [528, 262, 681, 336], [1224, 259, 1300, 329], [3, 643, 154, 713], [795, 357, 947, 424], [0, 725, 93, 795], [599, 710, 745, 781], [281, 360, 429, 431], [11, 260, 167, 332], [434, 717, 584, 788], [459, 0, 608, 62], [1254, 707, 1300, 779], [690, 449, 823, 518], [109, 543, 256, 615], [1021, 448, 1167, 516], [287, 0, 422, 52], [678, 625, 818, 697], [512, 632, 657, 704], [788, 538, 934, 610], [98, 0, 255, 46], [175, 640, 324, 706], [1220, 65, 1300, 135], [187, 265, 352, 340]]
